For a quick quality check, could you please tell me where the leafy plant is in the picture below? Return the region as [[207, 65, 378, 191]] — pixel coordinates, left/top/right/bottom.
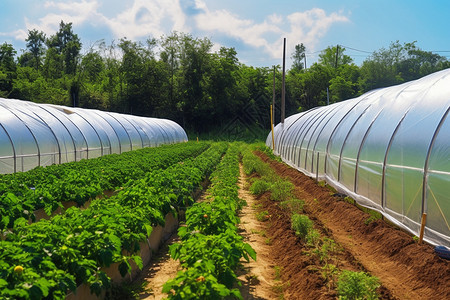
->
[[291, 214, 313, 240], [164, 144, 256, 299], [249, 179, 271, 195], [337, 270, 380, 300], [270, 179, 294, 202]]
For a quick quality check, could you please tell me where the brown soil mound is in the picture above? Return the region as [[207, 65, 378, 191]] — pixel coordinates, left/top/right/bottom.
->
[[255, 151, 450, 299]]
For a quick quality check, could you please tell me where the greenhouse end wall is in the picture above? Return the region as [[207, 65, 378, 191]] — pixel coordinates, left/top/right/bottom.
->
[[0, 98, 188, 174], [267, 68, 450, 247]]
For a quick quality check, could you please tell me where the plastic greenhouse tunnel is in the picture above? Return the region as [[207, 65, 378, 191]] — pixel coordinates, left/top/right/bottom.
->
[[0, 98, 188, 174], [267, 68, 450, 248]]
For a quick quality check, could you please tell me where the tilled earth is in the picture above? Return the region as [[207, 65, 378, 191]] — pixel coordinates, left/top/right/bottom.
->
[[255, 151, 450, 300]]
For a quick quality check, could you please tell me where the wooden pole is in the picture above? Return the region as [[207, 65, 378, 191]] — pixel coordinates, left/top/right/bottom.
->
[[335, 44, 339, 68], [272, 66, 276, 124], [418, 213, 427, 244], [270, 105, 275, 151], [281, 38, 286, 124], [316, 153, 319, 182]]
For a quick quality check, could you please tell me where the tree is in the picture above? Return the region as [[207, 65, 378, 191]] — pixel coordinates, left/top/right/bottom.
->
[[319, 45, 352, 68], [160, 32, 181, 114], [291, 43, 306, 72], [25, 29, 46, 70], [329, 64, 361, 102], [46, 21, 81, 75], [177, 34, 213, 130], [298, 63, 333, 109], [0, 42, 17, 96]]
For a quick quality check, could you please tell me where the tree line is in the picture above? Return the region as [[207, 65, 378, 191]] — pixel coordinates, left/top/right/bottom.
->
[[0, 21, 449, 133]]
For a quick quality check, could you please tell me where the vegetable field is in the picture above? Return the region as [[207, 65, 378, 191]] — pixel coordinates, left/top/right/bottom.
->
[[0, 142, 449, 299]]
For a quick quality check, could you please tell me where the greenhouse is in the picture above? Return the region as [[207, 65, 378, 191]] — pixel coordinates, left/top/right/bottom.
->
[[267, 68, 450, 247], [0, 98, 188, 174]]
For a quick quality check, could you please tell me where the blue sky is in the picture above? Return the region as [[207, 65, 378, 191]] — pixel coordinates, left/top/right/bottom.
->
[[0, 0, 449, 67]]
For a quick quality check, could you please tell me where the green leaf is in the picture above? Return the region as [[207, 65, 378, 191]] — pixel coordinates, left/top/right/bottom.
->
[[118, 260, 130, 277], [144, 223, 153, 236], [28, 285, 44, 300], [132, 255, 143, 269], [35, 277, 50, 297], [1, 215, 9, 228], [98, 249, 113, 267], [243, 243, 256, 261], [0, 278, 7, 288]]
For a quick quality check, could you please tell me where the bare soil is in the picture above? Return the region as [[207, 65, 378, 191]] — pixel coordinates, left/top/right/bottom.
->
[[137, 234, 181, 300], [236, 164, 279, 299], [255, 151, 450, 300]]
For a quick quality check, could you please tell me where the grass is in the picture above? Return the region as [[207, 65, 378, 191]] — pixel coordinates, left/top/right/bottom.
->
[[250, 229, 267, 237], [279, 198, 304, 214], [256, 210, 270, 222], [273, 266, 283, 281]]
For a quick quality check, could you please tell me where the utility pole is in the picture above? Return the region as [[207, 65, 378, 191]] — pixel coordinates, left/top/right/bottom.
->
[[281, 38, 286, 124], [335, 44, 340, 68], [327, 87, 330, 106], [272, 66, 276, 124], [304, 55, 307, 70]]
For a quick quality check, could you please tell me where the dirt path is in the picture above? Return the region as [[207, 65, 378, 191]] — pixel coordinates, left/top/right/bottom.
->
[[137, 234, 181, 299], [236, 164, 279, 300], [136, 164, 280, 300], [256, 151, 450, 300]]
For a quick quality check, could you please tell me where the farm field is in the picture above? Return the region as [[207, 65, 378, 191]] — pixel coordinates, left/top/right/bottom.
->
[[134, 145, 450, 299], [0, 141, 449, 299]]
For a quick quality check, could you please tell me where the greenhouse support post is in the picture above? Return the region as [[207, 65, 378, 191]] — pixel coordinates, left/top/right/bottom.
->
[[270, 105, 275, 150], [281, 37, 286, 124], [419, 213, 427, 244], [316, 153, 319, 182]]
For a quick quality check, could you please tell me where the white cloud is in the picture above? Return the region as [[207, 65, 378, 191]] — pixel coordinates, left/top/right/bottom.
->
[[24, 0, 103, 37], [194, 2, 349, 60], [21, 0, 186, 41], [0, 29, 28, 42], [103, 0, 186, 40]]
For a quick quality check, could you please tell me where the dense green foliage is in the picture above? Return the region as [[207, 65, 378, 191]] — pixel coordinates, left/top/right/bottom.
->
[[163, 143, 255, 299], [0, 142, 209, 230], [1, 22, 449, 134], [0, 142, 230, 299]]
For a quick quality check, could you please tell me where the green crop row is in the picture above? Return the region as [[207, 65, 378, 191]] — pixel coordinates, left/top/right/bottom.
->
[[0, 142, 210, 230], [0, 142, 227, 299], [163, 143, 256, 299]]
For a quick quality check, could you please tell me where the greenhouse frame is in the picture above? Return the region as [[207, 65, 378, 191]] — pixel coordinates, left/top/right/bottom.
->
[[267, 68, 450, 247], [0, 98, 188, 174]]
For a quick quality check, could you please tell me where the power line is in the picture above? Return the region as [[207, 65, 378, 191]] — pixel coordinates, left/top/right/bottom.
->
[[339, 44, 372, 54]]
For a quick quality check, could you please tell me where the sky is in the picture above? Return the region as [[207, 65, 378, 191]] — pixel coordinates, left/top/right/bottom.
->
[[0, 0, 449, 68]]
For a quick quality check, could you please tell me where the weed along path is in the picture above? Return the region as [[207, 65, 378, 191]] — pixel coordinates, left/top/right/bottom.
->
[[237, 163, 278, 299], [255, 151, 450, 300]]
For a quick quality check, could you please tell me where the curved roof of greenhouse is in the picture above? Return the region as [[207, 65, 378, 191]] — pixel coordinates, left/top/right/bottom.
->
[[267, 68, 450, 247], [0, 98, 187, 174]]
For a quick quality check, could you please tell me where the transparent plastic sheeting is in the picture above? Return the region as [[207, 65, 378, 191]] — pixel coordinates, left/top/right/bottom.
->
[[0, 98, 188, 174], [267, 68, 450, 247]]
